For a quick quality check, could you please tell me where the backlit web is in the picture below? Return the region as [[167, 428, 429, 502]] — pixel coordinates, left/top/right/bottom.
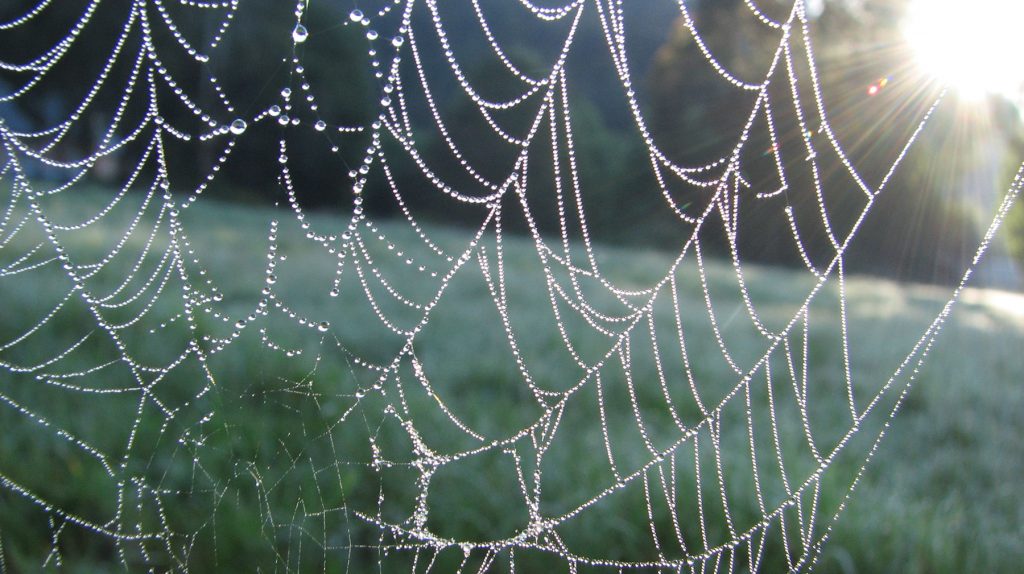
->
[[0, 0, 1020, 571]]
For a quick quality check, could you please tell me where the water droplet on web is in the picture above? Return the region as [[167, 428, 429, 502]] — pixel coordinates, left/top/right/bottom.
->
[[317, 322, 329, 332], [314, 120, 327, 132], [269, 105, 281, 117], [366, 29, 378, 41], [329, 288, 340, 297], [349, 9, 364, 22], [229, 119, 247, 135], [392, 36, 404, 48], [292, 24, 308, 43]]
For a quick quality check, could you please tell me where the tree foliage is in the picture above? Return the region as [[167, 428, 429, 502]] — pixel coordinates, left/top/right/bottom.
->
[[645, 0, 1020, 285], [2, 0, 1020, 285]]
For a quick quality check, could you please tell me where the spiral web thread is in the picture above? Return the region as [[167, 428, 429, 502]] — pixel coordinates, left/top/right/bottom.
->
[[0, 0, 1020, 571]]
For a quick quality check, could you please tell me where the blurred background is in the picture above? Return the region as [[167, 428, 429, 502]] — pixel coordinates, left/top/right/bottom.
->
[[2, 0, 1022, 288]]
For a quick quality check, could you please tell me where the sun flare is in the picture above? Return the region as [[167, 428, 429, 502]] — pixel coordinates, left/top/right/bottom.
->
[[905, 0, 1024, 102]]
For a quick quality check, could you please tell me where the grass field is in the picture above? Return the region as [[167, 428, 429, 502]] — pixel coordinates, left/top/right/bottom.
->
[[0, 190, 1022, 572]]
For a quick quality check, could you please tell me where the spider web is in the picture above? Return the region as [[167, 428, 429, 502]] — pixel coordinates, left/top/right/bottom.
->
[[0, 0, 1020, 571]]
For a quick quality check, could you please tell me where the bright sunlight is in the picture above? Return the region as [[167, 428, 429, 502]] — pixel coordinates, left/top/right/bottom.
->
[[905, 0, 1024, 102]]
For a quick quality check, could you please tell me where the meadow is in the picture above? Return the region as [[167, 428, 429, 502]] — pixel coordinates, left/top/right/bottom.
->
[[0, 190, 1021, 573]]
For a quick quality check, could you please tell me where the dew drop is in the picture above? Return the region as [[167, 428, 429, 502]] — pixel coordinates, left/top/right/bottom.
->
[[229, 118, 247, 135], [317, 322, 329, 332], [392, 36, 404, 48], [329, 288, 340, 297], [349, 9, 364, 22], [366, 29, 378, 41], [292, 24, 309, 43], [314, 120, 327, 132], [269, 105, 281, 117]]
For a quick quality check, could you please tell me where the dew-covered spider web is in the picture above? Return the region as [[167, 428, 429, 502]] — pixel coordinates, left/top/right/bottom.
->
[[0, 0, 1021, 571]]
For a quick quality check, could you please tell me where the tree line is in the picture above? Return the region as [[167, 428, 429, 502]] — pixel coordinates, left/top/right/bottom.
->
[[2, 0, 1021, 286]]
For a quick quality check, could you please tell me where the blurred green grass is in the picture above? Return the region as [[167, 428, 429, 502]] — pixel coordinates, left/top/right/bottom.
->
[[0, 189, 1021, 572]]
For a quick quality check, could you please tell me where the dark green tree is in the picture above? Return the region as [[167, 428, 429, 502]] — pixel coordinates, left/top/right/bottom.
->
[[645, 0, 1005, 284]]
